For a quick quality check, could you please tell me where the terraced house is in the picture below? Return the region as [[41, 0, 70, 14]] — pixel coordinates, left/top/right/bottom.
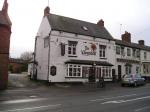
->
[[115, 31, 150, 81]]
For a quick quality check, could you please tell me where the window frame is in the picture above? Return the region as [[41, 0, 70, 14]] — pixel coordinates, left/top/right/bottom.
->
[[68, 41, 78, 56], [99, 45, 106, 58]]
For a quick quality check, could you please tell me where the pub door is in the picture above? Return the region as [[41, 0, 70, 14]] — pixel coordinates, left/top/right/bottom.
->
[[88, 67, 96, 82]]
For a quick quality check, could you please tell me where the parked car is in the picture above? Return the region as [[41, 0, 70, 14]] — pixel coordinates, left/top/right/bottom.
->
[[121, 74, 145, 87]]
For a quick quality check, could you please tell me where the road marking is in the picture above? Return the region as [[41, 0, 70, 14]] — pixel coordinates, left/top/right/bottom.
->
[[102, 95, 150, 104], [135, 106, 150, 112], [0, 104, 61, 112], [90, 94, 137, 102], [1, 98, 46, 104]]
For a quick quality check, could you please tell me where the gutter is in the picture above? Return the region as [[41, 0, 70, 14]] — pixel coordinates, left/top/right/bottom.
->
[[47, 30, 52, 82]]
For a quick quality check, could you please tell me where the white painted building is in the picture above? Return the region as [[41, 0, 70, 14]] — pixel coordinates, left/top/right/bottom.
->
[[115, 31, 150, 80], [31, 7, 116, 83]]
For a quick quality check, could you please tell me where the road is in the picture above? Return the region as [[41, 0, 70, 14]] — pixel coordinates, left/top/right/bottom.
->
[[0, 83, 150, 112]]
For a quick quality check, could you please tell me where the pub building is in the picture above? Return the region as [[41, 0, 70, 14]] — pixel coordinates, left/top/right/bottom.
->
[[31, 6, 116, 83]]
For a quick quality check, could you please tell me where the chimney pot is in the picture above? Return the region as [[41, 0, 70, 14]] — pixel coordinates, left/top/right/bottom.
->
[[138, 40, 144, 46], [44, 6, 50, 17], [97, 19, 104, 27]]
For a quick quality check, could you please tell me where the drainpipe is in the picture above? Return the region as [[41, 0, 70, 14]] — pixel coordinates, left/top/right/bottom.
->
[[33, 36, 37, 80], [47, 31, 52, 82]]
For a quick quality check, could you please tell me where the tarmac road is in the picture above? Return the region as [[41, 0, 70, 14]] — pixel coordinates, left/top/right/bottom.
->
[[0, 74, 150, 112]]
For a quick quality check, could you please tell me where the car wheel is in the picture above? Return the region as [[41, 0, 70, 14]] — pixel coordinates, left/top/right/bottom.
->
[[121, 84, 125, 87]]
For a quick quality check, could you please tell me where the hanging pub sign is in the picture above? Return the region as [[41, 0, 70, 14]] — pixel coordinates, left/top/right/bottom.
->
[[50, 66, 57, 76], [81, 43, 97, 56]]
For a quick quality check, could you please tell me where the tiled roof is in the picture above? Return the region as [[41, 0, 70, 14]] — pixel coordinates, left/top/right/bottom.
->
[[0, 11, 10, 26], [115, 39, 150, 51], [47, 14, 113, 40]]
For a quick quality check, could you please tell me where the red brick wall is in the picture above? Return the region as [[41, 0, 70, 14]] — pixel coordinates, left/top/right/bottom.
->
[[0, 25, 11, 89]]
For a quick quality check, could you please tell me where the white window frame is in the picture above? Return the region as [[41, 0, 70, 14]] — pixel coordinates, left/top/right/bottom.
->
[[67, 64, 82, 77], [99, 45, 106, 58], [68, 41, 77, 56]]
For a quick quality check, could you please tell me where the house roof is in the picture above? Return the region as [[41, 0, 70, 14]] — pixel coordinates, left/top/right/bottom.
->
[[47, 14, 113, 40], [0, 11, 9, 26], [115, 39, 150, 51]]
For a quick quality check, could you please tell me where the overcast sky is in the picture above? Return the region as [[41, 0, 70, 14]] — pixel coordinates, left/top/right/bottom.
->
[[0, 0, 150, 58]]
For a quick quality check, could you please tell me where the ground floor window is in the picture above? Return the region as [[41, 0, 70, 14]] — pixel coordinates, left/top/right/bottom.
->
[[67, 64, 81, 77], [67, 64, 112, 79], [143, 64, 150, 74], [125, 65, 132, 75], [136, 66, 140, 74]]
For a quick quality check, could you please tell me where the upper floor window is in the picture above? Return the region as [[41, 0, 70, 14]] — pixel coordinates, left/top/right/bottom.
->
[[68, 41, 78, 56], [127, 48, 131, 56], [99, 45, 106, 58], [136, 49, 140, 58], [132, 49, 136, 57], [144, 52, 147, 59], [44, 37, 49, 48], [121, 47, 125, 56], [116, 46, 121, 55]]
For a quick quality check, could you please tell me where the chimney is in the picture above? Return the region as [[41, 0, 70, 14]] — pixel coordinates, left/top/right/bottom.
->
[[97, 19, 104, 27], [2, 0, 8, 15], [138, 40, 144, 46], [121, 31, 131, 43], [44, 6, 50, 17]]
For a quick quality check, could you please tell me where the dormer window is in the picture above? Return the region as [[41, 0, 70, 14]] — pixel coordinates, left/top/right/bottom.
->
[[82, 26, 88, 31]]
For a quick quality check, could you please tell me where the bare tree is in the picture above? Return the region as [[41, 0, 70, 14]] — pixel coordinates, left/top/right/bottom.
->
[[20, 51, 33, 61]]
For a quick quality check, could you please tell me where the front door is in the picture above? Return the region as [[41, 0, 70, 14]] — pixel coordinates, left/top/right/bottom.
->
[[89, 67, 96, 82], [118, 65, 122, 81]]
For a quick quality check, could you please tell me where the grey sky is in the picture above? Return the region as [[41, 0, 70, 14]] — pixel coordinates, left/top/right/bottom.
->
[[0, 0, 150, 57]]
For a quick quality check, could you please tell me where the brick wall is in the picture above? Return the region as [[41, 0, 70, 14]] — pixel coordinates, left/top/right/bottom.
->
[[0, 26, 11, 89]]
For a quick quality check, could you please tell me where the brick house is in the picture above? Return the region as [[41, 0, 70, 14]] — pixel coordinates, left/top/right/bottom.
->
[[0, 0, 12, 89]]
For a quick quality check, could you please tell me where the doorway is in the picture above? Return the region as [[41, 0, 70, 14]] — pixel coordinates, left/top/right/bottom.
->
[[88, 67, 96, 82], [118, 65, 122, 81]]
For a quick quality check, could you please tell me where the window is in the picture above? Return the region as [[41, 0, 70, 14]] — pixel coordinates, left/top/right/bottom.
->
[[125, 65, 132, 75], [68, 41, 77, 56], [136, 66, 139, 74], [143, 64, 149, 74], [116, 46, 121, 55], [44, 37, 49, 48], [132, 49, 136, 57], [121, 47, 125, 56], [101, 67, 111, 78], [82, 66, 90, 78], [99, 45, 106, 58], [136, 50, 140, 58], [127, 48, 131, 56], [144, 52, 147, 59], [67, 64, 81, 77]]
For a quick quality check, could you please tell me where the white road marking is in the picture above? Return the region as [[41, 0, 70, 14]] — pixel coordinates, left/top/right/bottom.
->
[[0, 104, 61, 112], [102, 95, 150, 104], [135, 106, 150, 112], [1, 98, 46, 104], [90, 94, 137, 102]]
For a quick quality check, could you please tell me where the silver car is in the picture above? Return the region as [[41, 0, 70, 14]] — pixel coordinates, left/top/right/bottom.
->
[[121, 74, 145, 87]]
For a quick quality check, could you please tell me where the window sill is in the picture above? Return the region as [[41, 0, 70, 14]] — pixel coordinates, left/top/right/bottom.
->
[[68, 55, 77, 57], [65, 77, 87, 79], [99, 57, 107, 59]]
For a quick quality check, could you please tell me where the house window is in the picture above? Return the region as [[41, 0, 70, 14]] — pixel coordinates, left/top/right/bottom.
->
[[136, 66, 139, 74], [101, 67, 111, 78], [121, 47, 125, 56], [68, 41, 78, 56], [44, 37, 49, 48], [132, 49, 136, 57], [99, 45, 106, 58], [116, 46, 121, 55], [127, 48, 131, 56], [144, 52, 147, 59], [136, 50, 140, 58], [125, 65, 132, 75], [67, 64, 81, 77]]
